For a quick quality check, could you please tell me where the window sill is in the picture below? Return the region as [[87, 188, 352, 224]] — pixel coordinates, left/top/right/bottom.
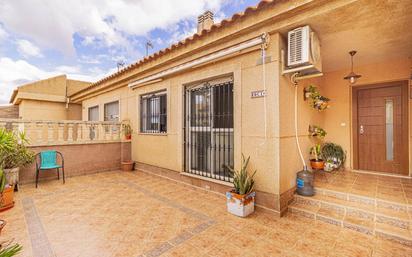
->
[[138, 132, 168, 136], [180, 172, 233, 187]]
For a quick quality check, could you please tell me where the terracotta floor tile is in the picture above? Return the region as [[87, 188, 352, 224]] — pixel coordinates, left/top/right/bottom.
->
[[2, 171, 411, 256]]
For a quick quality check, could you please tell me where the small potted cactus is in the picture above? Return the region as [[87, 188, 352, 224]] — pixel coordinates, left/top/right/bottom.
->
[[226, 154, 256, 217]]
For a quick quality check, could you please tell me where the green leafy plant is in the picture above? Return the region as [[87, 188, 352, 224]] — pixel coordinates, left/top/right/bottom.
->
[[0, 129, 34, 170], [0, 169, 6, 193], [0, 242, 22, 257], [0, 130, 14, 167], [321, 142, 346, 169], [310, 144, 322, 161], [305, 85, 330, 111], [309, 125, 327, 139], [227, 154, 256, 195]]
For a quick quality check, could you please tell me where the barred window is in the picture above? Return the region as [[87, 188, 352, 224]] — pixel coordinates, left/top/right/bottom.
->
[[140, 91, 167, 133]]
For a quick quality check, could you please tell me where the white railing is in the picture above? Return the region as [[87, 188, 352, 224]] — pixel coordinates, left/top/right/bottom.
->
[[0, 119, 123, 146]]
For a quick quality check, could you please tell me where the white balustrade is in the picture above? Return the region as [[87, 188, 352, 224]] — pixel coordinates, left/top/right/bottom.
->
[[0, 119, 123, 146]]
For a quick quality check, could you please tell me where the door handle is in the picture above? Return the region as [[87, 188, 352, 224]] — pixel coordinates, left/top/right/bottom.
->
[[359, 125, 364, 135]]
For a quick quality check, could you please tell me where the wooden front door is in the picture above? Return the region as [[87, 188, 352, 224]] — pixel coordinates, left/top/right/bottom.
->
[[354, 81, 408, 175]]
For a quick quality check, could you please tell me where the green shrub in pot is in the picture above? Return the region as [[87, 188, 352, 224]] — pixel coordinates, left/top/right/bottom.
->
[[0, 129, 35, 190], [321, 142, 346, 170]]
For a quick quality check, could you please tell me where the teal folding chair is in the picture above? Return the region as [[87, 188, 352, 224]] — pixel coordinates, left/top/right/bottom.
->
[[35, 150, 65, 188]]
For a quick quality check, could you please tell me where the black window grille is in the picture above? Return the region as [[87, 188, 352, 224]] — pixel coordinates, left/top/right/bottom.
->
[[140, 91, 167, 133], [184, 81, 234, 182]]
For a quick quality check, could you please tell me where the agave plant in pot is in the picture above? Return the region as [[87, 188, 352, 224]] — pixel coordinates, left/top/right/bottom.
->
[[226, 154, 256, 217], [0, 129, 35, 191]]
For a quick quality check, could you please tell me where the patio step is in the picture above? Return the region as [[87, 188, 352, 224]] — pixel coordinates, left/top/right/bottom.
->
[[288, 190, 412, 247]]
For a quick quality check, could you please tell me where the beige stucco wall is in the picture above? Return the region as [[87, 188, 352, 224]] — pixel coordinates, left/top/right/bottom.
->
[[20, 75, 66, 96], [19, 100, 83, 120], [277, 57, 411, 193], [76, 0, 412, 205], [67, 79, 91, 97], [13, 75, 90, 120], [82, 33, 283, 196], [321, 58, 411, 175]]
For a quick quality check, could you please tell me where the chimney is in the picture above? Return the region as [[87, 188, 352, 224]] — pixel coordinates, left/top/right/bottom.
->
[[197, 11, 214, 34]]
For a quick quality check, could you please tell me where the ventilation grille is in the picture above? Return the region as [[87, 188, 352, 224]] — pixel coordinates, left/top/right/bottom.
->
[[288, 27, 304, 65]]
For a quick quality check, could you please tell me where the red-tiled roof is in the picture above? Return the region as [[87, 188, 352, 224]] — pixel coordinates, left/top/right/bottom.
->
[[75, 0, 274, 95]]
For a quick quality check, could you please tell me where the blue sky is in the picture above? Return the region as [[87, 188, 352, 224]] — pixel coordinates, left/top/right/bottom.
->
[[0, 0, 260, 104]]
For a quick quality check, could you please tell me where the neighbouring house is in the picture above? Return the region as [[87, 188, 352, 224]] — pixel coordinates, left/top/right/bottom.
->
[[0, 105, 19, 119], [68, 0, 412, 215], [9, 74, 91, 120]]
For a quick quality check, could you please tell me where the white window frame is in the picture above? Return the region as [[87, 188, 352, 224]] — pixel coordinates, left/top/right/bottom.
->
[[104, 100, 120, 122], [88, 105, 99, 121]]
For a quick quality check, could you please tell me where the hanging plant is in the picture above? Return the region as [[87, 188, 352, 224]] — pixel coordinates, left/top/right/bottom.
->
[[309, 125, 327, 139], [305, 85, 330, 111]]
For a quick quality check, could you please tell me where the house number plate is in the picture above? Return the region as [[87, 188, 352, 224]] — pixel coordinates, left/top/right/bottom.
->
[[251, 90, 266, 98]]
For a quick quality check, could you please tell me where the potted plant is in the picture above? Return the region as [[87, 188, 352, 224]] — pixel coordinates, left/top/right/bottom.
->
[[310, 144, 324, 170], [226, 154, 256, 217], [0, 129, 16, 211], [308, 125, 326, 170], [309, 125, 327, 138], [121, 160, 134, 171], [122, 124, 133, 140], [321, 142, 346, 171], [0, 169, 14, 212], [305, 85, 330, 111], [0, 130, 34, 191]]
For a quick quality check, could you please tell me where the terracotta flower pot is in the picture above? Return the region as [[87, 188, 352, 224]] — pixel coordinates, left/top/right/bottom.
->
[[121, 161, 134, 171], [310, 159, 325, 170], [0, 187, 15, 212], [226, 190, 255, 217], [4, 167, 19, 191], [125, 134, 132, 140]]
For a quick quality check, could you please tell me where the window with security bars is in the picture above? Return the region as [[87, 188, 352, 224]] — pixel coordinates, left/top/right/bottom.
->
[[140, 91, 167, 133]]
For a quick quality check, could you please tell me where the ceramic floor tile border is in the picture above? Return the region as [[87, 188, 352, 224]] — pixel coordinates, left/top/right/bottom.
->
[[21, 173, 217, 257], [21, 197, 55, 257]]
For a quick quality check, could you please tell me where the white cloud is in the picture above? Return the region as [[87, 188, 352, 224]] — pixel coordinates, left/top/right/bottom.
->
[[0, 57, 106, 104], [0, 0, 225, 55], [16, 39, 43, 58], [0, 25, 7, 41], [55, 65, 81, 74]]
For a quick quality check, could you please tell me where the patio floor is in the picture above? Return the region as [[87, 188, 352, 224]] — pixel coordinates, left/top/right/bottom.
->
[[1, 171, 411, 257]]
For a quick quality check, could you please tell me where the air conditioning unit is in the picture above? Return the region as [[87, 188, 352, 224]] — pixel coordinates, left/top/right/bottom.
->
[[286, 25, 322, 75]]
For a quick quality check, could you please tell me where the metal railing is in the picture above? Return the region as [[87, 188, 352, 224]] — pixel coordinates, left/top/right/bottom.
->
[[0, 119, 123, 146]]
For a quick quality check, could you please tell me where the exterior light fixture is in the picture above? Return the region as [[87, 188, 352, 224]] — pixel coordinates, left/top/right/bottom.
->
[[343, 50, 361, 84]]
